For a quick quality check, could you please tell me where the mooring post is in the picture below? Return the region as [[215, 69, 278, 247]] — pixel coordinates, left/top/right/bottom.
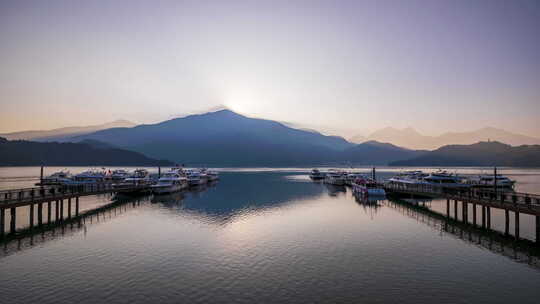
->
[[75, 196, 79, 216], [29, 204, 35, 229], [37, 203, 43, 226], [47, 202, 52, 224], [515, 211, 520, 239], [158, 167, 161, 178], [486, 207, 491, 229], [505, 209, 509, 235], [55, 200, 59, 220], [10, 207, 16, 234], [536, 216, 540, 243], [462, 201, 467, 223], [40, 165, 44, 186], [0, 208, 5, 238], [60, 199, 64, 220], [446, 199, 450, 218], [481, 206, 486, 228], [472, 203, 477, 226], [67, 198, 72, 219], [372, 167, 376, 181], [454, 200, 458, 220]]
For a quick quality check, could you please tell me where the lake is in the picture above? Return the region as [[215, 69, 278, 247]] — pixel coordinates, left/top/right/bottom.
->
[[1, 167, 540, 303]]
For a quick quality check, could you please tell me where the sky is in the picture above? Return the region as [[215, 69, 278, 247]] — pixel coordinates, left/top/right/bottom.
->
[[1, 0, 539, 138]]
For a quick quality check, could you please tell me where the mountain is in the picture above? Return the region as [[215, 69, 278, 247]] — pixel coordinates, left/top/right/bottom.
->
[[351, 127, 540, 150], [0, 120, 136, 141], [390, 141, 540, 167], [0, 137, 172, 166], [68, 110, 420, 166], [341, 141, 426, 165]]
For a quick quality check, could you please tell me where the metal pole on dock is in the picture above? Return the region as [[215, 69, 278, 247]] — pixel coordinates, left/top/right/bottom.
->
[[40, 165, 44, 186]]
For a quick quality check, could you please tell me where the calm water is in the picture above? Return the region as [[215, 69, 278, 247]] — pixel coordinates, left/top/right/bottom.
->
[[1, 167, 540, 303]]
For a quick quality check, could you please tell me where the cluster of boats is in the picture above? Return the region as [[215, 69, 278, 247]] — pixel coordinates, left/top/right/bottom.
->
[[386, 170, 515, 189], [38, 167, 219, 194], [309, 168, 516, 198], [309, 169, 386, 197]]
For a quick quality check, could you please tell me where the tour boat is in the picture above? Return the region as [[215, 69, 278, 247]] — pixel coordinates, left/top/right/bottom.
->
[[466, 175, 515, 189], [352, 177, 386, 196], [185, 169, 204, 186], [151, 171, 187, 194], [68, 169, 110, 185], [422, 170, 469, 188], [345, 173, 365, 186], [111, 169, 130, 181], [387, 171, 427, 184], [309, 169, 326, 180], [324, 170, 346, 186], [205, 170, 220, 182], [38, 171, 72, 185]]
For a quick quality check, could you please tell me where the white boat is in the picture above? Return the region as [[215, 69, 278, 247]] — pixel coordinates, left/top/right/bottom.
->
[[114, 169, 151, 188], [345, 173, 365, 186], [387, 171, 427, 184], [324, 170, 346, 186], [466, 175, 515, 189], [67, 169, 109, 185], [309, 169, 325, 180], [204, 170, 219, 181], [151, 171, 187, 194], [422, 170, 469, 188], [111, 169, 130, 181], [184, 169, 205, 186], [352, 177, 386, 196], [38, 171, 72, 185]]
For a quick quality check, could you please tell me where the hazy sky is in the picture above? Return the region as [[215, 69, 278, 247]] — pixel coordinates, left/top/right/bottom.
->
[[1, 0, 539, 138]]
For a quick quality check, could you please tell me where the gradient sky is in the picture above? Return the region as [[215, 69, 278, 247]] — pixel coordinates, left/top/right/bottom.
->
[[1, 0, 539, 138]]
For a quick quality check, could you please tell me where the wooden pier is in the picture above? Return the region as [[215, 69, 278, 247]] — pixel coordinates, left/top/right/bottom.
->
[[0, 183, 150, 238], [384, 183, 540, 242]]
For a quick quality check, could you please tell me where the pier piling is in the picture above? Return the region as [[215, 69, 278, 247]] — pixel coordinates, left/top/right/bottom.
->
[[486, 207, 491, 229], [60, 199, 64, 220], [446, 199, 450, 218], [68, 198, 72, 219], [75, 197, 79, 216], [515, 211, 520, 239], [10, 207, 16, 234], [505, 209, 509, 236], [38, 203, 43, 226], [462, 201, 468, 223], [29, 204, 34, 228], [454, 200, 458, 220], [0, 208, 5, 238], [472, 204, 477, 226], [55, 200, 59, 221], [537, 216, 540, 243], [482, 206, 486, 228], [47, 202, 51, 224]]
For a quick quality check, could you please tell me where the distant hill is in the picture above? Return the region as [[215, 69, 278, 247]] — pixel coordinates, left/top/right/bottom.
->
[[390, 141, 540, 167], [351, 127, 540, 150], [342, 141, 426, 165], [0, 137, 172, 166], [0, 120, 136, 141], [69, 110, 420, 166]]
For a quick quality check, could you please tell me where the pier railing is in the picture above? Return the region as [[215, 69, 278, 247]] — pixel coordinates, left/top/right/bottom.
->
[[384, 182, 540, 208], [0, 183, 149, 206]]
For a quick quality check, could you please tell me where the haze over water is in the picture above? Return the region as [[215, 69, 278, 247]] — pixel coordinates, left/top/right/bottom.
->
[[1, 168, 540, 303]]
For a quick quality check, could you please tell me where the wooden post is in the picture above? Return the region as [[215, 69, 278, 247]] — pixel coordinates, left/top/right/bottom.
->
[[0, 208, 5, 238], [55, 200, 59, 220], [472, 203, 477, 226], [446, 199, 450, 218], [493, 167, 497, 193], [486, 207, 491, 229], [454, 200, 458, 220], [37, 203, 43, 226], [60, 199, 64, 220], [536, 216, 540, 243], [10, 207, 16, 234], [47, 202, 52, 224], [40, 165, 44, 186], [29, 204, 34, 228], [67, 198, 72, 219], [515, 211, 520, 239], [505, 209, 509, 235], [75, 197, 79, 216], [481, 206, 486, 228], [462, 201, 467, 223]]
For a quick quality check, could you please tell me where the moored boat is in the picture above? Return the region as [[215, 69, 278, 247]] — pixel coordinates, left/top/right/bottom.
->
[[151, 171, 187, 194], [352, 177, 386, 196], [37, 170, 72, 185], [466, 175, 515, 189], [324, 170, 346, 186], [309, 169, 326, 180]]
